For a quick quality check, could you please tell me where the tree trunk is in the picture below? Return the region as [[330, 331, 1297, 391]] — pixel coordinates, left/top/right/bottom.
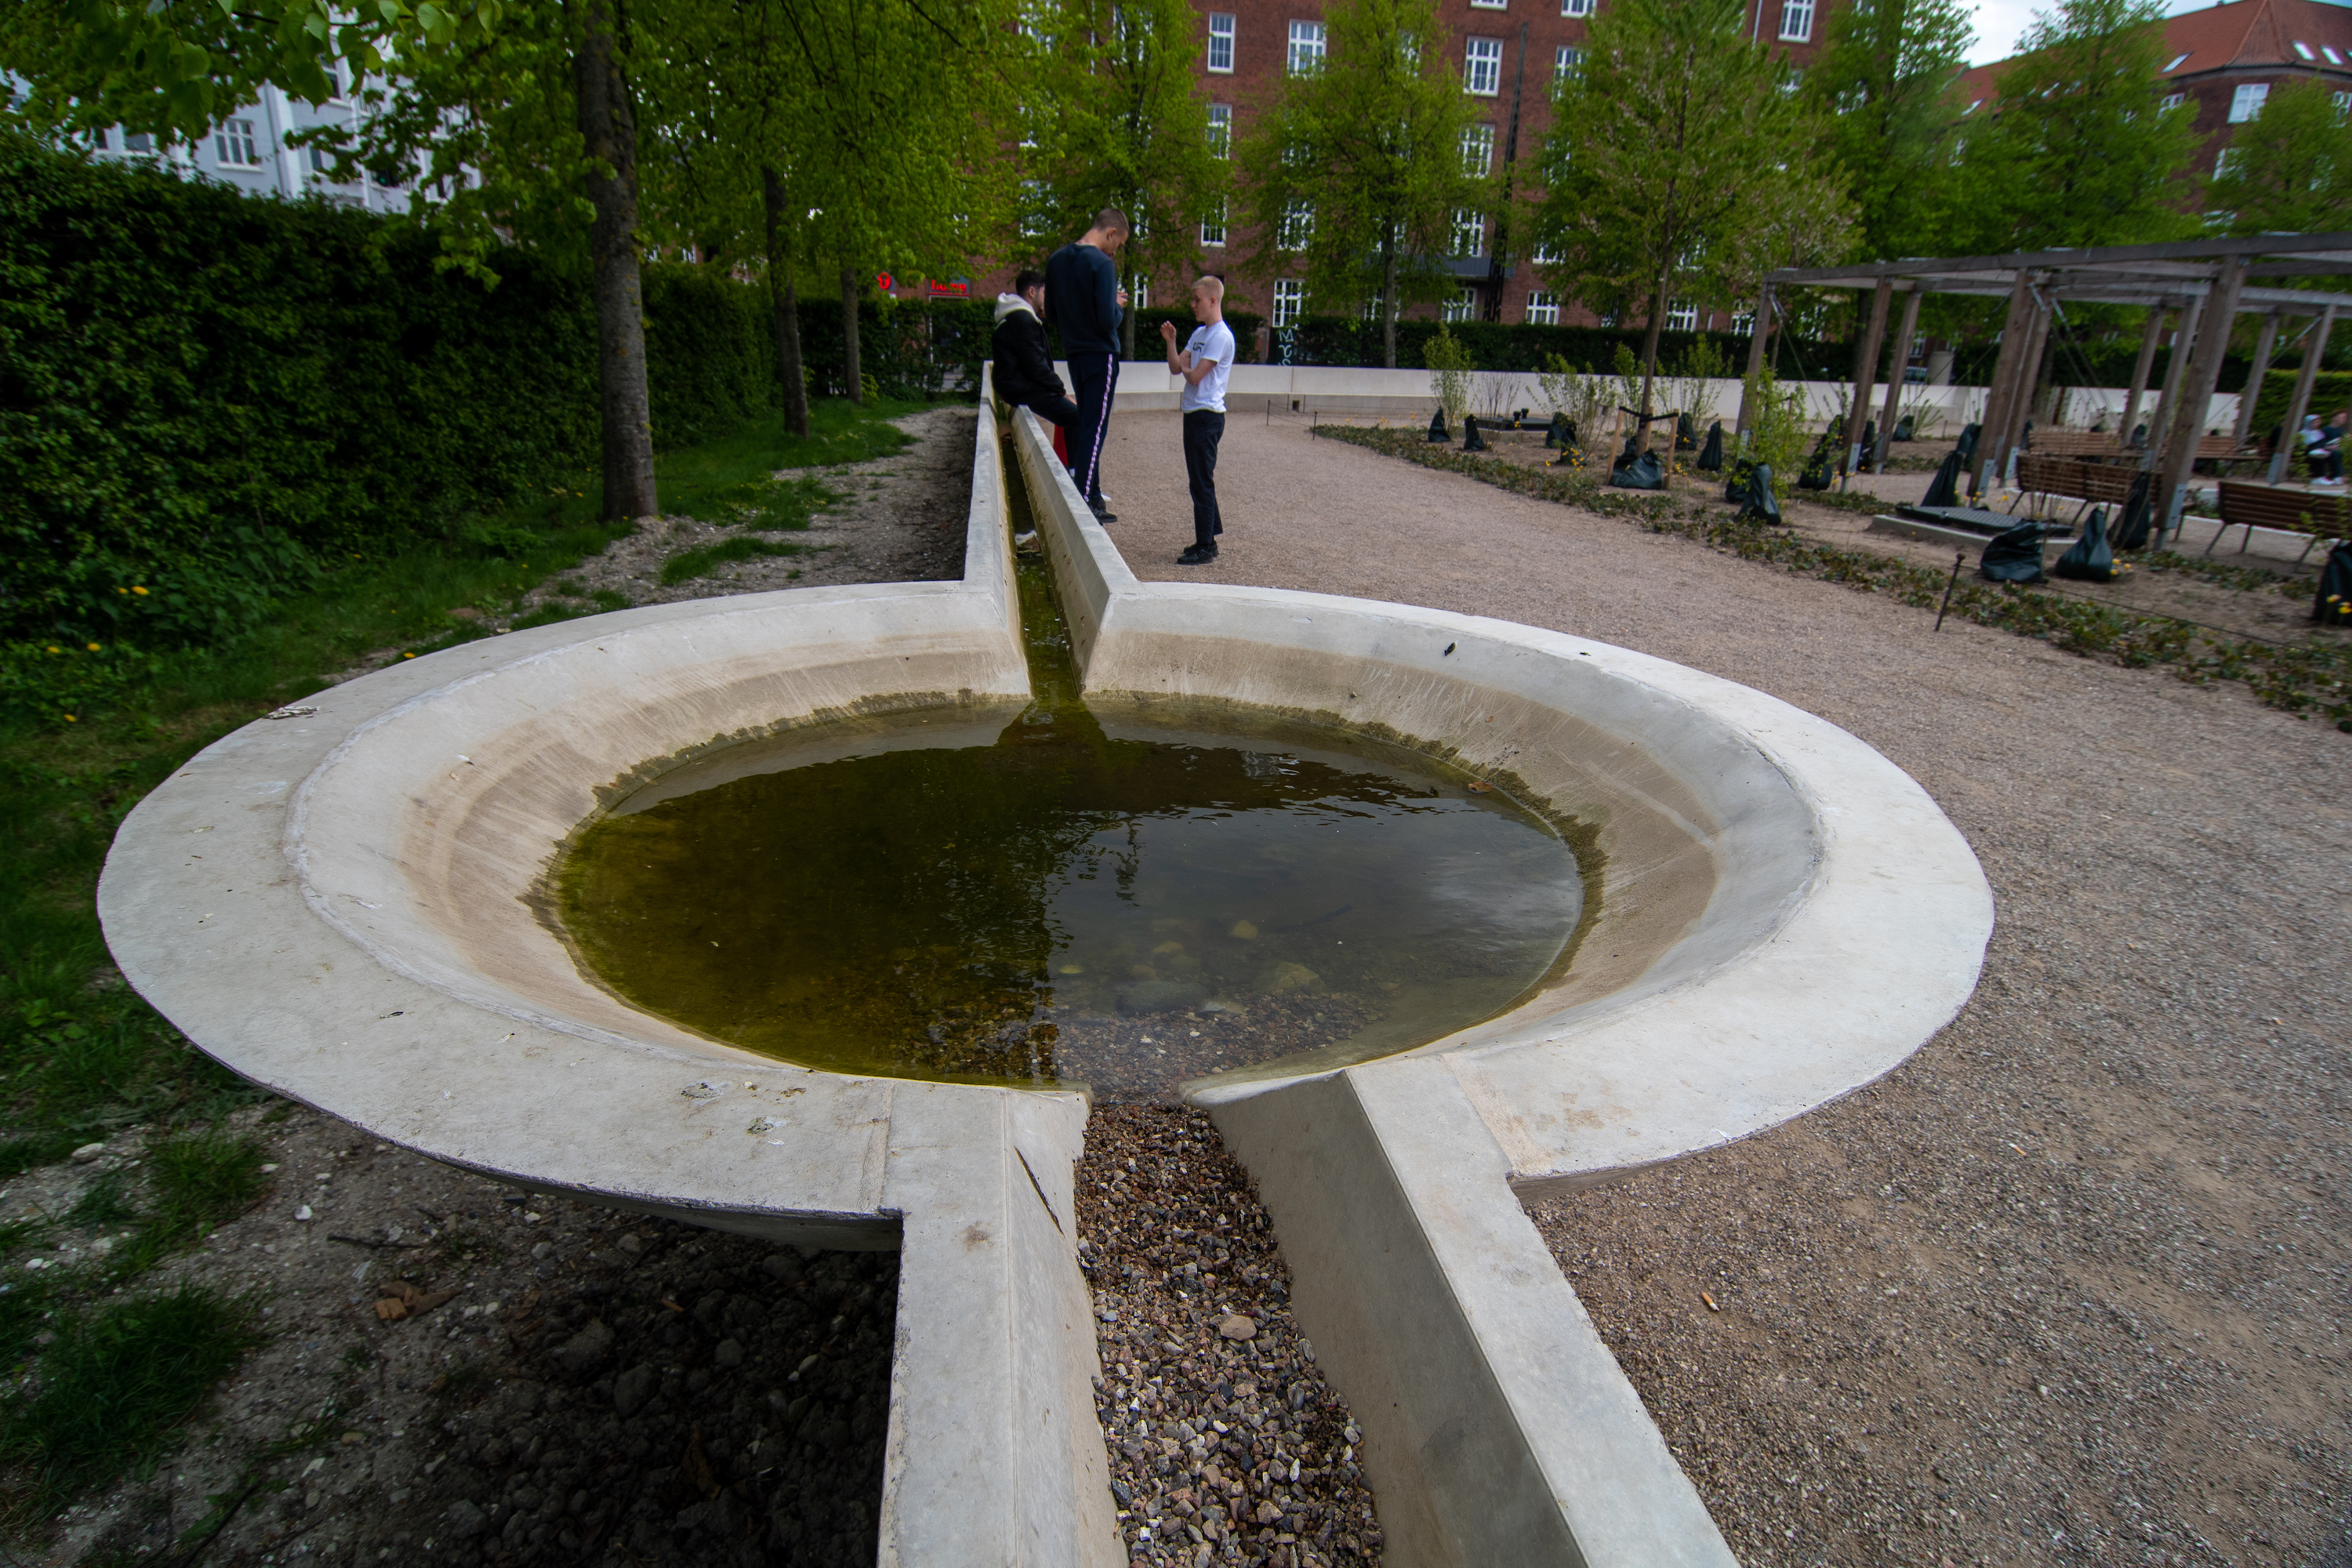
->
[[840, 265, 863, 403], [762, 165, 809, 440], [1381, 232, 1399, 370], [574, 0, 656, 521], [1636, 270, 1667, 454]]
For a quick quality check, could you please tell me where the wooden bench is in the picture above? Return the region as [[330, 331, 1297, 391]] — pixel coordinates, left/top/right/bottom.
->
[[2025, 430, 2128, 461], [2013, 454, 2138, 521], [2212, 481, 2352, 559]]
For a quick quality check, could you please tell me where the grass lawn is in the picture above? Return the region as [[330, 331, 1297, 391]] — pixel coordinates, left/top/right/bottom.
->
[[0, 394, 931, 1529]]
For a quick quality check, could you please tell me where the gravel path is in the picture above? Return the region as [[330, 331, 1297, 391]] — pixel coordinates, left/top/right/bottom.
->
[[1096, 409, 2352, 1568]]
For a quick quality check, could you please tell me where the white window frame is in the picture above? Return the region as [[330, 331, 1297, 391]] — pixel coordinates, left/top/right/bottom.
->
[[1272, 279, 1305, 328], [1131, 277, 1149, 310], [2160, 93, 2184, 111], [1207, 13, 1235, 73], [1530, 240, 1562, 264], [1461, 124, 1495, 177], [2228, 82, 2268, 123], [1279, 199, 1315, 250], [1443, 289, 1477, 323], [1453, 209, 1485, 256], [1465, 36, 1503, 95], [1200, 198, 1228, 248], [1563, 0, 1594, 14], [1207, 103, 1232, 157], [1730, 304, 1756, 336], [1777, 0, 1813, 42], [2164, 51, 2190, 71], [1287, 20, 1325, 75], [1555, 45, 1585, 78], [2292, 40, 2314, 60], [2213, 147, 2239, 177], [1665, 299, 1699, 332], [1525, 292, 1559, 325], [1472, 0, 1507, 11], [2336, 89, 2352, 118], [214, 118, 263, 169]]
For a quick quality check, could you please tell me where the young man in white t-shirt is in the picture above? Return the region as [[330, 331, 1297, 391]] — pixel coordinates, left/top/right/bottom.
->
[[1159, 276, 1236, 566]]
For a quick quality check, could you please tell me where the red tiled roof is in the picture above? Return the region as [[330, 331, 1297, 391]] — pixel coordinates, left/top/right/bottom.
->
[[1956, 0, 2352, 100]]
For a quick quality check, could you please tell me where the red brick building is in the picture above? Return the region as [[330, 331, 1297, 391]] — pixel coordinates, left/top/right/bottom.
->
[[1955, 0, 2352, 188], [963, 0, 1837, 344]]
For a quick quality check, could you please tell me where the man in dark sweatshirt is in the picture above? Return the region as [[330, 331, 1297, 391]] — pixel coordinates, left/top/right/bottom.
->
[[1043, 209, 1130, 523], [992, 270, 1080, 447]]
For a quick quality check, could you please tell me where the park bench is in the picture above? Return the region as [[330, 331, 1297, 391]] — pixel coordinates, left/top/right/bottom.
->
[[2025, 430, 2129, 461], [2212, 481, 2352, 560], [2013, 454, 2138, 521]]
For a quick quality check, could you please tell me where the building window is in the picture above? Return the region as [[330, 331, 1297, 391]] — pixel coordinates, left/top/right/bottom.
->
[[1131, 277, 1150, 310], [1272, 279, 1305, 327], [124, 131, 154, 153], [1207, 104, 1232, 157], [2160, 93, 2184, 111], [1665, 299, 1699, 332], [214, 118, 263, 168], [1730, 304, 1756, 336], [320, 57, 345, 100], [2228, 82, 2268, 122], [2213, 147, 2239, 177], [2164, 51, 2190, 71], [1453, 209, 1484, 255], [1461, 125, 1495, 177], [1563, 0, 1594, 13], [1472, 0, 1507, 10], [2336, 90, 2351, 118], [1777, 0, 1813, 42], [1555, 45, 1586, 78], [308, 144, 336, 175], [1200, 199, 1227, 247], [1207, 13, 1234, 72], [1465, 37, 1503, 95], [2325, 45, 2345, 65], [2292, 40, 2314, 60], [1279, 199, 1315, 249], [1443, 289, 1477, 322], [1531, 240, 1562, 263], [1287, 20, 1325, 74], [1525, 292, 1559, 325]]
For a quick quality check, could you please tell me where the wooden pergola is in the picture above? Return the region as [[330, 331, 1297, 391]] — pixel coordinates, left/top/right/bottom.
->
[[1743, 234, 2352, 539]]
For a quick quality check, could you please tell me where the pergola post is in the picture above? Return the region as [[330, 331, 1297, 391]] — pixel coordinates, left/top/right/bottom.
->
[[1735, 284, 1774, 450], [1970, 271, 2038, 499], [1843, 277, 1893, 487], [1875, 288, 1922, 472], [2120, 306, 2166, 444], [2274, 303, 2337, 483], [2147, 292, 2204, 473], [2157, 258, 2249, 543], [2003, 296, 2056, 481], [2233, 310, 2281, 448]]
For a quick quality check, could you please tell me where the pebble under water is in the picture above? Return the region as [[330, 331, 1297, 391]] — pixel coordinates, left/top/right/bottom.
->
[[555, 483, 1590, 1102]]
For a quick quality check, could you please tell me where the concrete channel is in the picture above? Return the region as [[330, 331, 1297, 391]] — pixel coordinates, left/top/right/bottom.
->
[[99, 394, 1992, 1566]]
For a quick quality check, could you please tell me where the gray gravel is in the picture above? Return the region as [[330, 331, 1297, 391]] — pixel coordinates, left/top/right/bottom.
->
[[1095, 409, 2352, 1568]]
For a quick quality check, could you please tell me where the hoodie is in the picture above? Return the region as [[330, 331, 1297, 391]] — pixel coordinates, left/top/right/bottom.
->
[[992, 292, 1062, 407], [1043, 242, 1123, 356]]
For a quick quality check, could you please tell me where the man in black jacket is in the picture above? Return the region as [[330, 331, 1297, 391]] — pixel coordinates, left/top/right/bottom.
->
[[1044, 209, 1130, 522], [992, 270, 1080, 445]]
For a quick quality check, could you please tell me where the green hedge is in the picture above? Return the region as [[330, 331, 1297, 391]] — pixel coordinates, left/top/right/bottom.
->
[[2, 134, 975, 657]]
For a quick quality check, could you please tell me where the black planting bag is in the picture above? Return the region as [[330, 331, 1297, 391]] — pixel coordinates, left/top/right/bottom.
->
[[2111, 470, 2155, 552], [1610, 448, 1666, 490], [1921, 451, 1963, 510], [1461, 414, 1488, 452], [2054, 506, 2116, 582], [1726, 456, 1756, 503], [1427, 408, 1450, 443], [1675, 412, 1697, 451], [1741, 464, 1784, 524], [1893, 414, 1915, 442], [1697, 420, 1725, 472], [1955, 423, 1981, 466], [2314, 541, 2352, 624], [1980, 521, 2048, 584]]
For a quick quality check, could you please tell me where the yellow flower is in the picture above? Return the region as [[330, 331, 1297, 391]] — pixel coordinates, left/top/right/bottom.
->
[[132, 585, 148, 595], [63, 714, 76, 722], [117, 587, 128, 594], [45, 646, 60, 654], [403, 652, 416, 659], [85, 642, 100, 652]]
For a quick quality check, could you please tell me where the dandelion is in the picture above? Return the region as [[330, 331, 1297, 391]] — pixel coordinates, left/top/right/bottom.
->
[[132, 585, 148, 595], [63, 715, 76, 722], [45, 646, 60, 654], [85, 642, 100, 652], [403, 652, 416, 659]]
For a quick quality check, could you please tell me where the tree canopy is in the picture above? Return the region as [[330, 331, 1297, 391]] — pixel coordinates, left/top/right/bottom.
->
[[1803, 0, 1973, 261], [2206, 76, 2352, 238]]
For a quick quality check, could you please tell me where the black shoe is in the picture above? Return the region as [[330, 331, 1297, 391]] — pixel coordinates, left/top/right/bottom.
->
[[1090, 503, 1118, 524], [1177, 543, 1218, 566]]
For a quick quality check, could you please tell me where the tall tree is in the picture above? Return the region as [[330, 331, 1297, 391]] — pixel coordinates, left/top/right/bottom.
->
[[1945, 0, 2200, 253], [1527, 0, 1846, 446], [1025, 0, 1224, 358], [1802, 0, 1973, 260], [1233, 0, 1488, 367], [2207, 76, 2352, 236]]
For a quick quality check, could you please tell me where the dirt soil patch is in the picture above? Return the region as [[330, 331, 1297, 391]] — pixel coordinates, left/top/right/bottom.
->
[[1095, 408, 2352, 1568]]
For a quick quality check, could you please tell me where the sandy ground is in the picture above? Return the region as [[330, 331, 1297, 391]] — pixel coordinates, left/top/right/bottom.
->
[[1094, 408, 2352, 1568]]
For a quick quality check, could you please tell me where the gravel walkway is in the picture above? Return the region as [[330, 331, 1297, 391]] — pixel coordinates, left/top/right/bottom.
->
[[1096, 409, 2352, 1568]]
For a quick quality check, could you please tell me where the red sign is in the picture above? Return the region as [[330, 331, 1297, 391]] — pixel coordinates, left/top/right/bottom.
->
[[875, 272, 895, 292], [927, 277, 971, 298]]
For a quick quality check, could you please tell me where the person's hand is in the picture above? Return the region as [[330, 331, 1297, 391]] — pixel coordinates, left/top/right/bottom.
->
[[1117, 288, 1130, 309], [1160, 320, 1178, 346]]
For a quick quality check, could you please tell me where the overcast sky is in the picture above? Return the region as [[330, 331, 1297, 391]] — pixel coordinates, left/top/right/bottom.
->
[[1962, 0, 2321, 66]]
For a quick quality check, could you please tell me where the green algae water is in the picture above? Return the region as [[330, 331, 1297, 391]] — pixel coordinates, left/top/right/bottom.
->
[[554, 463, 1588, 1101]]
